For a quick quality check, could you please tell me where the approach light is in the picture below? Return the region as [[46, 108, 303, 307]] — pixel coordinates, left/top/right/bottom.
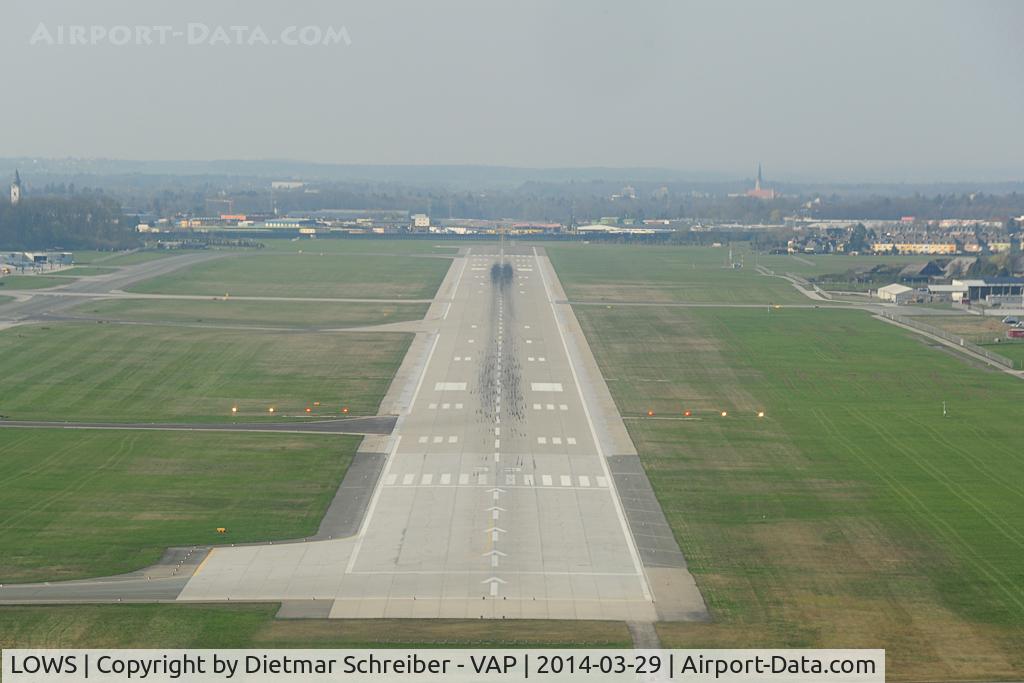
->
[[313, 401, 320, 406], [231, 406, 238, 414], [683, 410, 691, 417], [757, 411, 765, 418], [342, 406, 349, 414], [268, 407, 275, 414], [721, 411, 728, 417], [305, 407, 312, 413], [647, 410, 654, 417]]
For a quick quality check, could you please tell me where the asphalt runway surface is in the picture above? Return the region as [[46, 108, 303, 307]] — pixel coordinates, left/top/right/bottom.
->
[[0, 246, 707, 621], [175, 246, 705, 620]]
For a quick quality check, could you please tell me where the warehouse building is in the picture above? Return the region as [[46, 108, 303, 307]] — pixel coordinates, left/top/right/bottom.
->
[[952, 278, 1024, 303], [876, 283, 916, 304]]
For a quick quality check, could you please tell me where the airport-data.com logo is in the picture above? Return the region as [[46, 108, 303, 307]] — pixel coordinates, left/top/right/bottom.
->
[[29, 23, 352, 47]]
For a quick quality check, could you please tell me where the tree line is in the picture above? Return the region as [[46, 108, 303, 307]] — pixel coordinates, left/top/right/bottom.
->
[[0, 196, 139, 250]]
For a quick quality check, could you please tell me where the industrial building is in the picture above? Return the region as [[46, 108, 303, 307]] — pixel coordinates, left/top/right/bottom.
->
[[951, 278, 1024, 303], [876, 283, 916, 304]]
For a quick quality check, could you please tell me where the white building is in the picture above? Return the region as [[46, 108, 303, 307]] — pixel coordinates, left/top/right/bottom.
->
[[1, 251, 73, 269], [10, 170, 21, 205], [411, 213, 431, 229], [876, 283, 915, 304]]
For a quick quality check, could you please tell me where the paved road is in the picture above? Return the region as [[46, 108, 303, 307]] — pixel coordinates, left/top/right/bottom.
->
[[0, 252, 230, 324], [0, 416, 397, 436]]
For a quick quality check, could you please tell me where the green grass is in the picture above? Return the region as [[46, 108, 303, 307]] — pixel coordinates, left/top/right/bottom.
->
[[545, 244, 810, 304], [0, 429, 358, 582], [61, 250, 110, 265], [70, 298, 428, 328], [102, 251, 184, 265], [0, 605, 630, 648], [572, 304, 1024, 680], [72, 250, 187, 266], [259, 238, 460, 256], [0, 275, 73, 290], [53, 266, 118, 277], [128, 252, 450, 299], [981, 342, 1024, 363], [756, 252, 913, 277], [0, 324, 410, 422]]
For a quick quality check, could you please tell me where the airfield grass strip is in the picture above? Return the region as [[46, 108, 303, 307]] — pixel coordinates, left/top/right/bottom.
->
[[572, 304, 1024, 681]]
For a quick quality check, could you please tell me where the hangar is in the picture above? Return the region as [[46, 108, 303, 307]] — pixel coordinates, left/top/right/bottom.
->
[[876, 283, 915, 304]]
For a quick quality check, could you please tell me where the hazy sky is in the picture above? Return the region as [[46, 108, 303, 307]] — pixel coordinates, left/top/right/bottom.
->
[[2, 0, 1022, 181]]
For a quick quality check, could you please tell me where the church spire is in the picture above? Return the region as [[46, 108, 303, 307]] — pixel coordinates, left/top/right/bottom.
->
[[10, 169, 22, 206]]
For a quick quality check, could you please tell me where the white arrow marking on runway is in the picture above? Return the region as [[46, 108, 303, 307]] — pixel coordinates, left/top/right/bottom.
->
[[482, 576, 507, 596], [483, 549, 507, 568], [487, 487, 506, 501], [488, 505, 506, 520], [486, 526, 507, 542]]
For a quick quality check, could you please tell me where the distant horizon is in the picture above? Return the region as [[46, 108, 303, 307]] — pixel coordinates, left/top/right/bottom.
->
[[2, 156, 1022, 187]]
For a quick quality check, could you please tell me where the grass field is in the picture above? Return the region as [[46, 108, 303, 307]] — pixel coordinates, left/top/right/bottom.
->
[[259, 239, 460, 256], [0, 323, 410, 421], [128, 252, 450, 299], [0, 275, 74, 290], [756, 252, 913, 278], [0, 429, 358, 582], [981, 342, 1024, 363], [572, 304, 1024, 680], [101, 251, 184, 265], [895, 313, 1024, 366], [70, 298, 429, 328], [0, 605, 630, 648], [545, 244, 810, 304], [54, 266, 118, 277], [71, 250, 185, 266]]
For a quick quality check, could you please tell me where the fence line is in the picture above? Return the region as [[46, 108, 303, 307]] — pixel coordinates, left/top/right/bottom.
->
[[877, 311, 1019, 370]]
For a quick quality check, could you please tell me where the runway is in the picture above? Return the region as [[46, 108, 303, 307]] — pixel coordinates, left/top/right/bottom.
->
[[174, 245, 705, 620], [0, 245, 706, 622]]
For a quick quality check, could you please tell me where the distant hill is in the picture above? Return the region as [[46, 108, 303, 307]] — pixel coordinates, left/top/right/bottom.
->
[[2, 158, 1022, 196]]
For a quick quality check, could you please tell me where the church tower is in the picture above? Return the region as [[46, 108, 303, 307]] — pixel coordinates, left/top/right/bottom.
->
[[10, 170, 21, 206]]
